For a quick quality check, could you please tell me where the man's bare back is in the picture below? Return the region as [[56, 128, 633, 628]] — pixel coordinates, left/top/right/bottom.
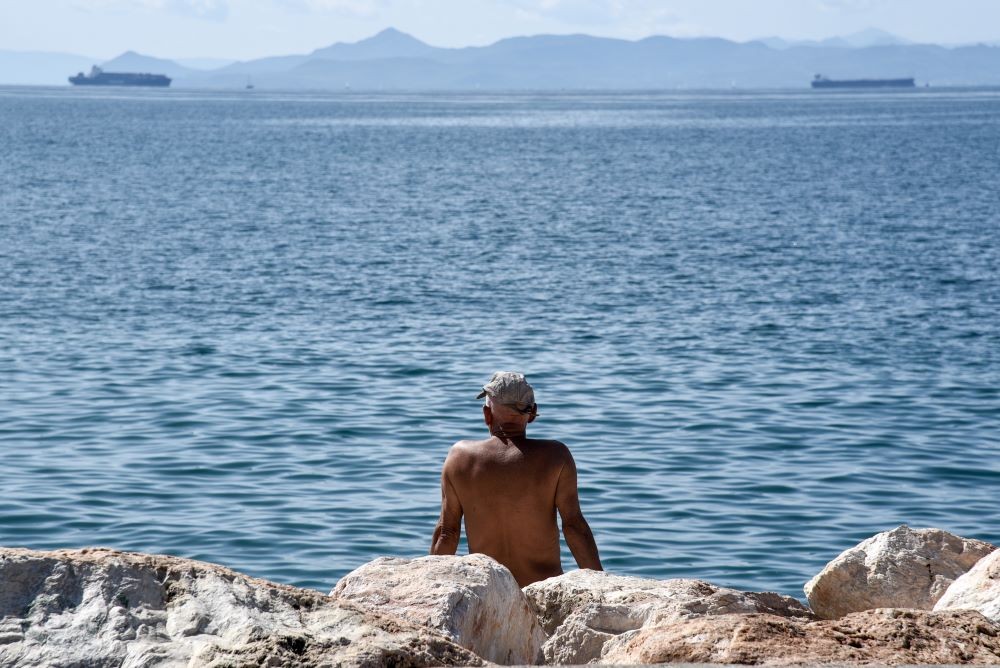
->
[[431, 372, 602, 587]]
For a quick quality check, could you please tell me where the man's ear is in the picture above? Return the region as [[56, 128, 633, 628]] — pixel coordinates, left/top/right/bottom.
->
[[527, 404, 538, 423]]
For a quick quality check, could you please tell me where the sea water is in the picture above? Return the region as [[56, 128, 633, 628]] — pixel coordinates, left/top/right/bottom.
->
[[1, 86, 998, 598]]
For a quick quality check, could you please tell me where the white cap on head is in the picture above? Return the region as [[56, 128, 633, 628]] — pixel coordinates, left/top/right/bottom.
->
[[476, 371, 536, 414]]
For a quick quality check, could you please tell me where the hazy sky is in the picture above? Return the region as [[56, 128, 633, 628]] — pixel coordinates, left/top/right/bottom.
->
[[2, 0, 999, 61]]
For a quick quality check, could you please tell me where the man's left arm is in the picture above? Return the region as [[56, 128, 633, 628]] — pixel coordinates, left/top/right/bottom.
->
[[555, 448, 603, 571], [431, 454, 463, 555]]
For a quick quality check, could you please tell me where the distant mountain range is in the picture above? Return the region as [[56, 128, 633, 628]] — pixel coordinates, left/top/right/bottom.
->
[[4, 28, 1000, 89], [755, 27, 913, 50]]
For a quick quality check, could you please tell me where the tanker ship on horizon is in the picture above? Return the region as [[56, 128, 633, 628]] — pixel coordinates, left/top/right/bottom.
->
[[69, 66, 171, 87], [812, 74, 915, 89]]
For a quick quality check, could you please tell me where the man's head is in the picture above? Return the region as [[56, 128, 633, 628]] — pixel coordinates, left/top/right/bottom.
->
[[477, 371, 537, 435]]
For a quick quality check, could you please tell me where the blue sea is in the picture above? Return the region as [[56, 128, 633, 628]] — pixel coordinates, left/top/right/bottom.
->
[[1, 86, 998, 599]]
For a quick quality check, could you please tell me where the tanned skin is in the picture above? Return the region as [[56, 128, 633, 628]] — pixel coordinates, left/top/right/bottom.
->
[[431, 400, 603, 587]]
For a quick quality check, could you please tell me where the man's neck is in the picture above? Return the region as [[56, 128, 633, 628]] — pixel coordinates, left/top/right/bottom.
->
[[490, 425, 528, 440]]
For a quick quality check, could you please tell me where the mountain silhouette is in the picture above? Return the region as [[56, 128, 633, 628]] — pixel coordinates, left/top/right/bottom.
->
[[6, 28, 1000, 89], [205, 29, 1000, 89], [101, 51, 197, 78], [759, 28, 912, 50], [311, 28, 442, 61]]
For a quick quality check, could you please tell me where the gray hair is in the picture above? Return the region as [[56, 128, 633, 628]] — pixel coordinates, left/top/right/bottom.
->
[[485, 394, 533, 416]]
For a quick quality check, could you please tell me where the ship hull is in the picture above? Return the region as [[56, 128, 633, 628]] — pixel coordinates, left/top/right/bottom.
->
[[69, 74, 171, 87], [812, 78, 915, 89]]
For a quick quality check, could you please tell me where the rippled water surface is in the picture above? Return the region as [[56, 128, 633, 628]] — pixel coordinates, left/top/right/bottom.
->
[[2, 86, 998, 598]]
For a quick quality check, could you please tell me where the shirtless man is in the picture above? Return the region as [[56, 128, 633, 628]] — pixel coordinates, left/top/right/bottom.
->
[[431, 371, 602, 586]]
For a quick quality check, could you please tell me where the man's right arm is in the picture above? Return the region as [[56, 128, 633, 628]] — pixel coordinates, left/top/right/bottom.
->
[[430, 449, 463, 555], [555, 447, 603, 571]]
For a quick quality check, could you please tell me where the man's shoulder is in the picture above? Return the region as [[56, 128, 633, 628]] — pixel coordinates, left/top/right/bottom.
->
[[447, 437, 570, 454], [451, 436, 568, 448], [444, 438, 488, 463], [526, 437, 569, 449], [450, 438, 491, 451], [524, 438, 573, 462]]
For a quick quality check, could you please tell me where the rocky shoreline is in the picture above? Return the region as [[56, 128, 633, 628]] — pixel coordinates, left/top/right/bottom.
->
[[1, 525, 998, 666]]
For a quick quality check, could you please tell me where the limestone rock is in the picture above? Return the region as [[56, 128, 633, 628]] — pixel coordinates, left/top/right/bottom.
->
[[0, 546, 482, 668], [936, 549, 1000, 623], [602, 608, 1000, 665], [804, 525, 995, 619], [331, 554, 545, 665], [522, 569, 810, 665]]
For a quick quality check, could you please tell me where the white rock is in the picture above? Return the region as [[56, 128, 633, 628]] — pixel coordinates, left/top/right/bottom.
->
[[523, 569, 811, 665], [804, 525, 995, 619], [935, 549, 1000, 623], [0, 547, 482, 667], [331, 554, 546, 665]]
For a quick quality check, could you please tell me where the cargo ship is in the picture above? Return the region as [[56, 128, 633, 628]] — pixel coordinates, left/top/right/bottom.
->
[[69, 66, 171, 87], [812, 74, 915, 89]]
